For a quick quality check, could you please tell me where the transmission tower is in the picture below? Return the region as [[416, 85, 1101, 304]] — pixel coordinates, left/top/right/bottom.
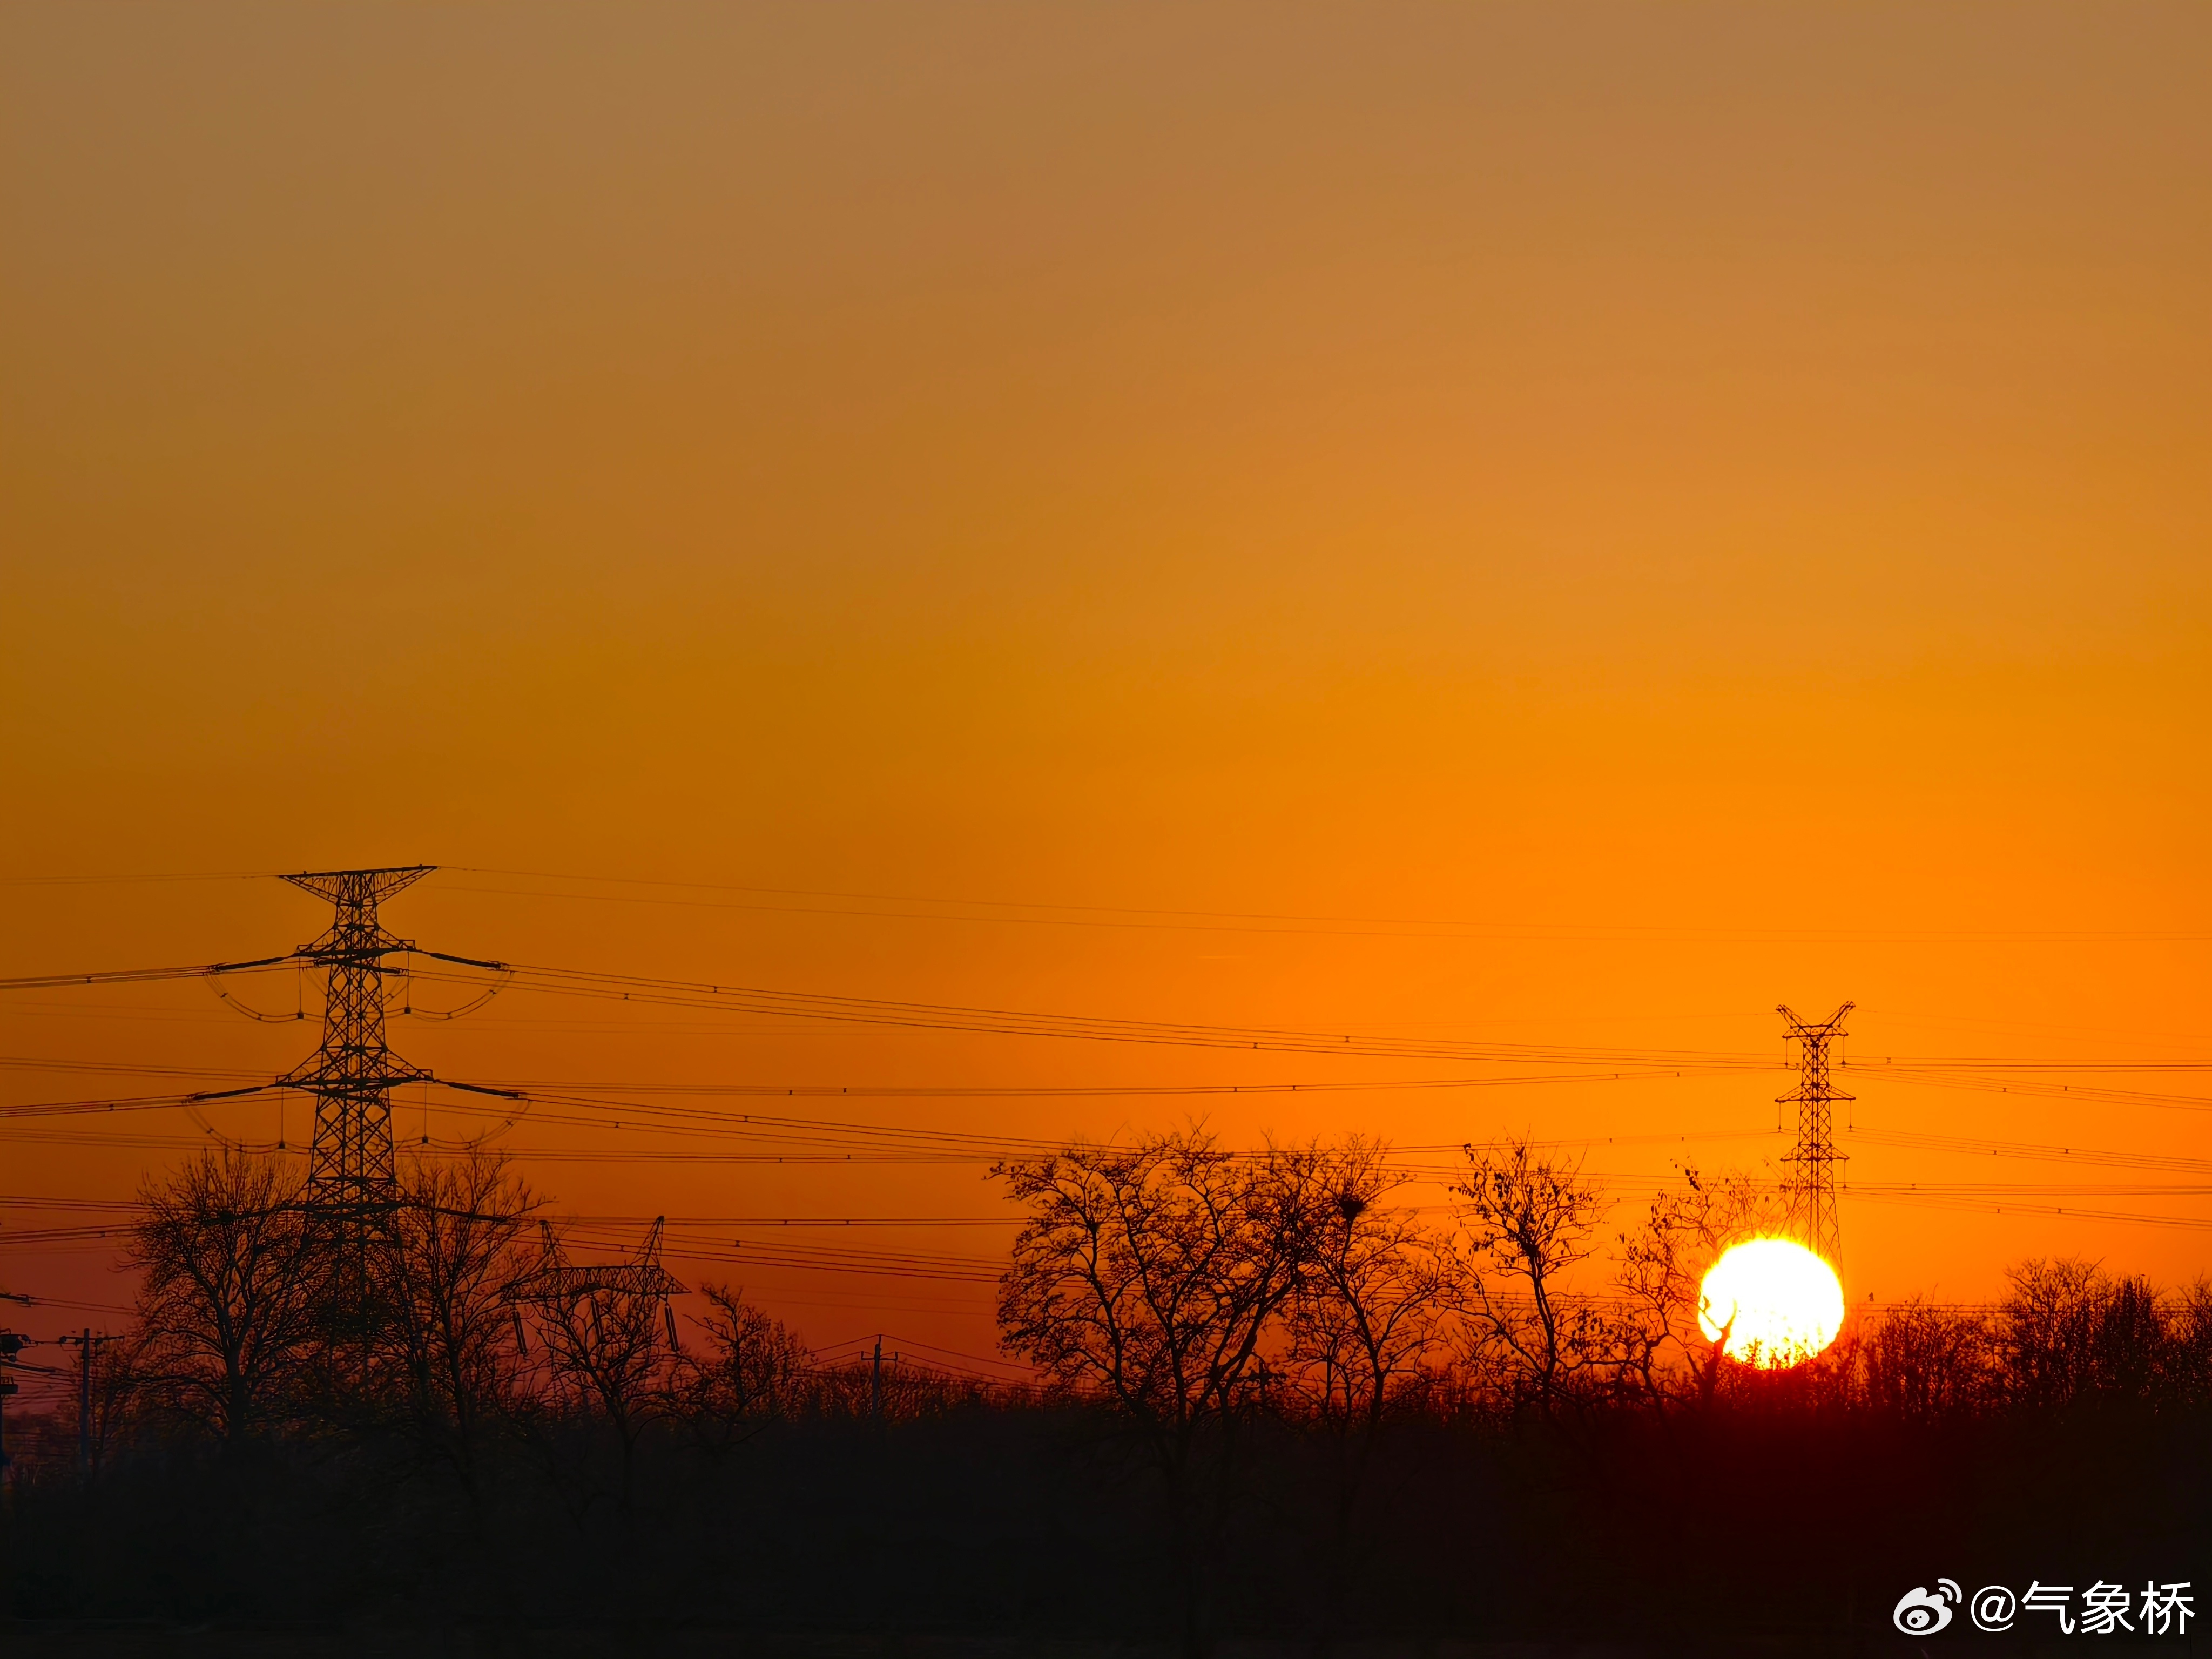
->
[[179, 865, 512, 1253], [510, 1218, 685, 1309], [507, 1218, 685, 1363], [1777, 1001, 1853, 1267], [277, 866, 436, 1224]]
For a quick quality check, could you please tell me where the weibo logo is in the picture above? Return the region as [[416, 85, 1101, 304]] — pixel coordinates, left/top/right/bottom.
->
[[1894, 1579, 1963, 1634]]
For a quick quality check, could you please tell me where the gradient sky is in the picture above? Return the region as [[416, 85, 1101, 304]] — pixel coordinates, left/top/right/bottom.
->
[[3, 3, 2209, 1368]]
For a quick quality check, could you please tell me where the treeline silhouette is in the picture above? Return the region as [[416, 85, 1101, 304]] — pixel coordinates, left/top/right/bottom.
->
[[3, 1131, 2208, 1655]]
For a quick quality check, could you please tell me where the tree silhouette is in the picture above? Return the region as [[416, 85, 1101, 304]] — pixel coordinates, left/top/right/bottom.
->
[[1862, 1297, 1993, 1425], [1613, 1164, 1778, 1406], [2000, 1256, 2109, 1412], [61, 1327, 149, 1477], [126, 1148, 323, 1447], [1279, 1136, 1449, 1654], [2162, 1278, 2212, 1408], [669, 1284, 814, 1451], [996, 1128, 1324, 1656], [378, 1150, 538, 1494], [1451, 1138, 1610, 1410], [512, 1218, 682, 1507], [2091, 1273, 2166, 1404]]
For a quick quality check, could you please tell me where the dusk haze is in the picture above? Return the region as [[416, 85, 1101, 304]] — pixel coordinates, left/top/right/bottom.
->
[[2, 5, 2208, 1652]]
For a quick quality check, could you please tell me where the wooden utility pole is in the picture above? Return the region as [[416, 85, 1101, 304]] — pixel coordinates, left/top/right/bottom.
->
[[57, 1330, 116, 1475]]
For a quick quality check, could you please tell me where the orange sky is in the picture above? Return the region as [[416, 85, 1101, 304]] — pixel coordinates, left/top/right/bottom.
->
[[3, 3, 2209, 1368]]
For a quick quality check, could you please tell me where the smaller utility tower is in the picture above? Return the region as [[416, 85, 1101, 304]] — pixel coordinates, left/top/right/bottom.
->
[[1777, 1001, 1853, 1267], [508, 1218, 685, 1361], [0, 1324, 24, 1478]]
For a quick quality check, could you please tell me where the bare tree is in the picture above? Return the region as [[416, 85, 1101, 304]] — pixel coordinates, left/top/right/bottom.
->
[[1863, 1298, 1993, 1425], [1612, 1165, 1778, 1406], [1279, 1137, 1449, 1655], [1999, 1256, 2108, 1412], [2090, 1273, 2166, 1404], [1998, 1262, 2177, 1411], [379, 1150, 538, 1493], [1285, 1139, 1448, 1427], [1450, 1138, 1611, 1411], [127, 1147, 323, 1445], [514, 1218, 682, 1506], [2162, 1277, 2212, 1408], [61, 1327, 150, 1475], [996, 1128, 1324, 1657], [669, 1284, 813, 1449]]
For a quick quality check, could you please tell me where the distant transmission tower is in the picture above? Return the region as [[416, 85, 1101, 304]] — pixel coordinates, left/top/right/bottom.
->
[[1777, 1001, 1853, 1267], [278, 866, 436, 1224], [507, 1217, 685, 1369]]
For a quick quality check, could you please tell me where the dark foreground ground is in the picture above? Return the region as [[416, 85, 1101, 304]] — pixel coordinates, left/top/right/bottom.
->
[[4, 1401, 2208, 1657], [0, 1634, 1719, 1659], [0, 1628, 2202, 1658]]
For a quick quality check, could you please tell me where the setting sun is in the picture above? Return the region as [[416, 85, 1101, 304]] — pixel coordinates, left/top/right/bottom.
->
[[1698, 1239, 1845, 1369]]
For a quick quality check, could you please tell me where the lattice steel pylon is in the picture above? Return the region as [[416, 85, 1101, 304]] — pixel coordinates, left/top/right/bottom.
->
[[507, 1217, 685, 1373], [278, 866, 435, 1226], [1777, 1001, 1853, 1268], [511, 1217, 686, 1309]]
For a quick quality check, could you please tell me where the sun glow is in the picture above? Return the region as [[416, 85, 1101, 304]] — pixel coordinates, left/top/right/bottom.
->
[[1697, 1238, 1844, 1369]]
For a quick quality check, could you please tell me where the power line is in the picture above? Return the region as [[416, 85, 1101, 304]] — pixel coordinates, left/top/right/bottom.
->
[[0, 872, 267, 886], [411, 961, 1783, 1068], [4, 860, 2204, 945], [1851, 1190, 2212, 1232], [14, 892, 2212, 1288], [1845, 1125, 2212, 1175], [0, 1058, 268, 1080], [0, 956, 291, 992], [1862, 1064, 2212, 1115], [439, 865, 2212, 945]]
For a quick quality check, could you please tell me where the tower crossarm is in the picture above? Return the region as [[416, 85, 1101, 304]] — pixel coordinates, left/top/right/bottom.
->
[[1776, 1081, 1856, 1104], [506, 1216, 683, 1306], [274, 1051, 435, 1092], [508, 1263, 686, 1305], [280, 865, 434, 908], [294, 922, 416, 963]]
